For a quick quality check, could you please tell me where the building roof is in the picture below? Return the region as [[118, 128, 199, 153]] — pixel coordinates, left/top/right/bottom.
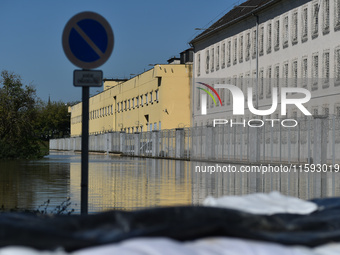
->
[[190, 0, 280, 45]]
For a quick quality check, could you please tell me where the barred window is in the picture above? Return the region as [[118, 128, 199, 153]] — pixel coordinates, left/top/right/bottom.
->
[[211, 48, 214, 72], [259, 26, 264, 56], [335, 0, 340, 30], [323, 51, 330, 86], [312, 3, 319, 38], [274, 65, 280, 87], [246, 32, 250, 61], [323, 0, 330, 33], [274, 20, 280, 50], [216, 46, 220, 71], [283, 16, 289, 48], [335, 47, 340, 84], [336, 105, 340, 117], [266, 66, 272, 98], [312, 53, 319, 89], [292, 12, 298, 44], [221, 79, 225, 104], [197, 88, 200, 110], [239, 35, 244, 63], [239, 75, 243, 92], [221, 42, 226, 68], [227, 41, 231, 66], [227, 78, 231, 105], [233, 38, 237, 65], [259, 69, 264, 99], [292, 60, 298, 87], [302, 57, 308, 88], [267, 23, 272, 53], [302, 7, 308, 41], [283, 62, 289, 87], [205, 50, 209, 73], [252, 29, 257, 59], [197, 53, 200, 76], [323, 106, 329, 116]]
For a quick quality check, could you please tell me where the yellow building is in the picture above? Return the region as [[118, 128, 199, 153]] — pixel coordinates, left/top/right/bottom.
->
[[69, 61, 192, 137]]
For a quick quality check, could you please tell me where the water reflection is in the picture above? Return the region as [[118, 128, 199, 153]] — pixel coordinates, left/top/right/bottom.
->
[[1, 152, 340, 213]]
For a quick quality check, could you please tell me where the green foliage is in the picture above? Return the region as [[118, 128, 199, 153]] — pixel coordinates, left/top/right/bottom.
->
[[0, 70, 40, 159], [0, 70, 71, 159], [35, 100, 70, 140]]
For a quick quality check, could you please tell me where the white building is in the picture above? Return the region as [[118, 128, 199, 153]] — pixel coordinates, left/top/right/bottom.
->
[[190, 0, 340, 126]]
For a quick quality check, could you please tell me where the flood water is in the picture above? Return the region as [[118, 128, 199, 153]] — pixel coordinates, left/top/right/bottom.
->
[[0, 151, 339, 213]]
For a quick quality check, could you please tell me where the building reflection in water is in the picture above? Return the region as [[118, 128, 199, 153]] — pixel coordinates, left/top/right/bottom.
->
[[69, 154, 340, 212]]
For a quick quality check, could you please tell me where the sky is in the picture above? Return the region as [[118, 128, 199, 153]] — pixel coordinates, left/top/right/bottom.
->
[[0, 0, 240, 103]]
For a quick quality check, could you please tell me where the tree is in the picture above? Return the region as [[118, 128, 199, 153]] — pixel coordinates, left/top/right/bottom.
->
[[35, 100, 70, 140], [0, 70, 41, 159]]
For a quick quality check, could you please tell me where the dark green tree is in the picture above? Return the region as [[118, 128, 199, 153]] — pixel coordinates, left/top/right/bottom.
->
[[35, 100, 70, 140], [0, 70, 40, 159]]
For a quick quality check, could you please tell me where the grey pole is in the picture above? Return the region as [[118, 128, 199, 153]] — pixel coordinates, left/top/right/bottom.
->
[[81, 86, 89, 215]]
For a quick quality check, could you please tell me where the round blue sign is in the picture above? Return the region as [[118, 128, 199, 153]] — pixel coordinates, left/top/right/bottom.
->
[[62, 12, 114, 69]]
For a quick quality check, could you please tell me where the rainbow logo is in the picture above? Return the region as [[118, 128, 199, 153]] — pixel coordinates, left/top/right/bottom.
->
[[197, 82, 222, 115]]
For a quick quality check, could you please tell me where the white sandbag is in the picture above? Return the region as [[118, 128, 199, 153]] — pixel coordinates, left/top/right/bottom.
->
[[203, 191, 317, 215]]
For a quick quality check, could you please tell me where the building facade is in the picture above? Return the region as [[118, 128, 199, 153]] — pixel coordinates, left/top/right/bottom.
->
[[69, 61, 192, 137], [190, 0, 340, 126]]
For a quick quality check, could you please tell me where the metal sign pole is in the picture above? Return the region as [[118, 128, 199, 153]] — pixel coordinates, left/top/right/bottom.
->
[[81, 86, 89, 215]]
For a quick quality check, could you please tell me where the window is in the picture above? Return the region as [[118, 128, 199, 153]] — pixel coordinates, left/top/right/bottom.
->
[[211, 48, 214, 72], [239, 75, 243, 92], [132, 98, 135, 108], [312, 3, 319, 38], [252, 29, 257, 59], [292, 11, 298, 44], [335, 47, 340, 85], [283, 16, 289, 48], [145, 93, 148, 105], [128, 99, 131, 110], [239, 35, 243, 63], [274, 65, 280, 88], [292, 60, 298, 87], [205, 50, 209, 73], [274, 19, 280, 50], [227, 41, 231, 66], [283, 62, 289, 87], [233, 38, 237, 65], [302, 57, 308, 88], [259, 69, 264, 99], [124, 101, 127, 111], [117, 103, 120, 112], [150, 92, 153, 103], [302, 7, 308, 42], [323, 106, 329, 116], [154, 122, 157, 130], [336, 0, 340, 30], [140, 95, 143, 106], [246, 32, 250, 61], [136, 96, 139, 107], [266, 66, 272, 98], [259, 26, 264, 56], [197, 53, 201, 76], [312, 53, 319, 89], [323, 51, 330, 86], [221, 42, 226, 68], [216, 45, 220, 70], [267, 23, 272, 53], [159, 121, 161, 130], [155, 90, 159, 102], [323, 0, 330, 33], [121, 102, 123, 111]]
